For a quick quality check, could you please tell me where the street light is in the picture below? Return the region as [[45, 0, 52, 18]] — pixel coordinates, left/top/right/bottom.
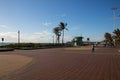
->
[[111, 7, 120, 47], [111, 7, 117, 30]]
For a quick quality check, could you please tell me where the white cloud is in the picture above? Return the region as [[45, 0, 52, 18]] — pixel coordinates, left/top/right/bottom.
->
[[0, 25, 8, 29], [0, 32, 17, 42], [42, 22, 52, 26], [91, 36, 104, 42], [83, 33, 104, 42], [0, 31, 73, 43], [64, 36, 73, 42], [21, 31, 53, 43], [34, 31, 52, 36], [71, 27, 80, 31], [0, 31, 53, 43]]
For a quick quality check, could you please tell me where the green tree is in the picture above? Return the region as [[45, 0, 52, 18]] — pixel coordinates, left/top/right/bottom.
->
[[59, 22, 68, 44]]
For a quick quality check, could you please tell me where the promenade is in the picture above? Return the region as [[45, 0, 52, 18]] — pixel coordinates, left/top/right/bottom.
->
[[0, 47, 120, 80]]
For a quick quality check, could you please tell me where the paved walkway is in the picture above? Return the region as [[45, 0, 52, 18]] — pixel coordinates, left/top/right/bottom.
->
[[1, 47, 120, 80]]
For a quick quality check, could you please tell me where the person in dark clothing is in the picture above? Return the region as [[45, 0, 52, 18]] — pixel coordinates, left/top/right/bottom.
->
[[92, 44, 95, 52]]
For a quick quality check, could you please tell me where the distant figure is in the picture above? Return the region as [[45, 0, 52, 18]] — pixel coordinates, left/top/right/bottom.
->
[[91, 44, 95, 52]]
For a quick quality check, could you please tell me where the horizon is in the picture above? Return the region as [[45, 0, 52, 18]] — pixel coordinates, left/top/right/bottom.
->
[[0, 0, 120, 43]]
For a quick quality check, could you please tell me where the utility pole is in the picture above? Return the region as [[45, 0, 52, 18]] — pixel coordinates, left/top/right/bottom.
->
[[18, 30, 20, 45], [112, 7, 117, 30], [111, 7, 118, 47], [53, 35, 54, 45]]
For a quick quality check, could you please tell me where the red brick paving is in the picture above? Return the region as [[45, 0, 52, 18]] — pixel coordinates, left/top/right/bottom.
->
[[1, 47, 120, 80]]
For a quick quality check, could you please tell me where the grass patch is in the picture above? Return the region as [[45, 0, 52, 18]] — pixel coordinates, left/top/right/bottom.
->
[[0, 48, 14, 52]]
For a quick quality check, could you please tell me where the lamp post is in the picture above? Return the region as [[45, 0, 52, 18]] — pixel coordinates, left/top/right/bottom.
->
[[112, 7, 117, 30], [53, 35, 54, 45], [111, 7, 120, 47]]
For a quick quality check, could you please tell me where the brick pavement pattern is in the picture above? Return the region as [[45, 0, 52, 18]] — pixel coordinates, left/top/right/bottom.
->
[[1, 47, 120, 80]]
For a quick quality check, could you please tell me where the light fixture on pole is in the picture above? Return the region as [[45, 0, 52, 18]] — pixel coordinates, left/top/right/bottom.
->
[[111, 7, 117, 30], [18, 30, 20, 44]]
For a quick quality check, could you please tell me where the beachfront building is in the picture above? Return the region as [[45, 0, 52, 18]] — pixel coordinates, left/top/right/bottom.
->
[[72, 36, 83, 46]]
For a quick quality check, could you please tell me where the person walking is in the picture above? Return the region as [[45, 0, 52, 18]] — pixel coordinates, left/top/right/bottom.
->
[[92, 44, 95, 52]]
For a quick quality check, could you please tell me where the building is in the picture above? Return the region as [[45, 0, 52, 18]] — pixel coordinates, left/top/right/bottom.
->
[[72, 36, 83, 46]]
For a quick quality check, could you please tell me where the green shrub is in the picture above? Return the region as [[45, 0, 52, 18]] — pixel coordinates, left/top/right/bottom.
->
[[3, 43, 71, 49]]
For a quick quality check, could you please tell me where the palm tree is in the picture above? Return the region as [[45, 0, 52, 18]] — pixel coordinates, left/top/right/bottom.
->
[[113, 29, 120, 40], [104, 32, 113, 46], [113, 28, 120, 46], [53, 27, 61, 44], [59, 22, 68, 45]]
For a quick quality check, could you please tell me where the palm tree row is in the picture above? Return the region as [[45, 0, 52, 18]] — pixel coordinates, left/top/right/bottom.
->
[[53, 22, 68, 44], [104, 28, 120, 47]]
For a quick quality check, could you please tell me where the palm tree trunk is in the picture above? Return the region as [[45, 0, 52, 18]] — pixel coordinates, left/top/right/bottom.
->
[[58, 35, 60, 44], [62, 30, 64, 45], [56, 36, 57, 44]]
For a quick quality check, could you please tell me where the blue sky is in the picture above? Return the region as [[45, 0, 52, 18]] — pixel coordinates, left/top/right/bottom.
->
[[0, 0, 120, 43]]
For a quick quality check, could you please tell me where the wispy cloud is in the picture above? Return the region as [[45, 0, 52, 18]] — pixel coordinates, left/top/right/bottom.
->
[[0, 25, 8, 29], [61, 14, 67, 17], [0, 32, 17, 42], [21, 31, 53, 43], [71, 27, 80, 31], [64, 36, 73, 42], [0, 30, 73, 43], [34, 31, 52, 36], [42, 22, 52, 27], [0, 31, 53, 43]]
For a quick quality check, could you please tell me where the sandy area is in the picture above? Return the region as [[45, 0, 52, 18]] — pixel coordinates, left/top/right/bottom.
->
[[64, 46, 91, 50], [0, 54, 33, 77]]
